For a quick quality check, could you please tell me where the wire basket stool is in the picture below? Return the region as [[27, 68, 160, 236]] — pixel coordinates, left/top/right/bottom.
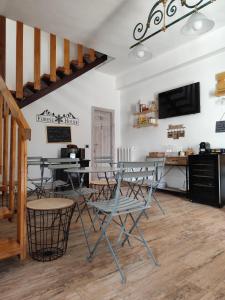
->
[[27, 198, 75, 262]]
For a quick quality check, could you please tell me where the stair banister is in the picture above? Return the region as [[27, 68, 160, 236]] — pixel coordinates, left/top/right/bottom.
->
[[0, 74, 31, 260]]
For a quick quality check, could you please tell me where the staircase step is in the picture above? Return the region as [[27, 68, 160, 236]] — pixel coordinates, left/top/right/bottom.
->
[[41, 73, 60, 85], [23, 86, 34, 97], [95, 51, 104, 58], [41, 74, 51, 85], [0, 207, 13, 220], [25, 81, 36, 92], [16, 54, 107, 109], [84, 54, 94, 64], [70, 60, 79, 72], [56, 67, 66, 79]]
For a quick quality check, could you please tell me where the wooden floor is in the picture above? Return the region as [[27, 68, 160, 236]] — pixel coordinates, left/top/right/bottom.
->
[[1, 193, 225, 300]]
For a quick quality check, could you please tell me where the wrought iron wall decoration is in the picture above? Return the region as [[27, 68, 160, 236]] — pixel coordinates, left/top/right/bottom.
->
[[131, 0, 216, 49], [36, 109, 79, 125]]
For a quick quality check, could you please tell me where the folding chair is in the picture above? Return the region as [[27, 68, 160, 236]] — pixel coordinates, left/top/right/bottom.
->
[[126, 158, 166, 215], [35, 158, 79, 197], [27, 156, 50, 198], [86, 161, 159, 283], [138, 157, 166, 214], [89, 156, 116, 200], [52, 166, 98, 235]]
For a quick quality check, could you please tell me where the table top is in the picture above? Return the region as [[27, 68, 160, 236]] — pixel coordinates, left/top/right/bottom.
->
[[64, 166, 120, 174], [27, 198, 74, 210]]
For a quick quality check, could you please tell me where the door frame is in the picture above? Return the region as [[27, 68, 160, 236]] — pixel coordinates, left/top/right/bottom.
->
[[91, 106, 115, 166]]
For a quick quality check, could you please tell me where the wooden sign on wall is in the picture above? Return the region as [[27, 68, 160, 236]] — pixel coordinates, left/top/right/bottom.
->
[[167, 124, 185, 139], [36, 109, 79, 125], [215, 72, 225, 97]]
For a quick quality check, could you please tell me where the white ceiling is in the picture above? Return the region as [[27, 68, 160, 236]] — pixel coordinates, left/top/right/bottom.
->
[[0, 0, 225, 76]]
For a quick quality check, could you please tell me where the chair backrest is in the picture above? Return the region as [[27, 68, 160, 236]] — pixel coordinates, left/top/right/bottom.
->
[[93, 156, 114, 179], [47, 159, 80, 183], [27, 156, 43, 166], [27, 156, 48, 183], [146, 157, 165, 182], [112, 161, 156, 213], [94, 156, 113, 165]]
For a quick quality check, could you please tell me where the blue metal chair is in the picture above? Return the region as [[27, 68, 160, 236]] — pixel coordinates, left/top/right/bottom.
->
[[34, 158, 79, 197], [126, 158, 166, 214], [89, 156, 116, 200], [86, 161, 159, 283]]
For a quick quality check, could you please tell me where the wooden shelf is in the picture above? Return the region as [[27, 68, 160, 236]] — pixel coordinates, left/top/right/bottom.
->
[[133, 109, 157, 116], [215, 90, 225, 97], [0, 239, 21, 260], [133, 123, 158, 128]]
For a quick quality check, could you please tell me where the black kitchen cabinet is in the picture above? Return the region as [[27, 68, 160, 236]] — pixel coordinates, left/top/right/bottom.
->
[[188, 154, 225, 208]]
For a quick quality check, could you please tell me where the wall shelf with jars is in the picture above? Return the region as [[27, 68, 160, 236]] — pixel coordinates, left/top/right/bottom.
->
[[133, 101, 158, 128]]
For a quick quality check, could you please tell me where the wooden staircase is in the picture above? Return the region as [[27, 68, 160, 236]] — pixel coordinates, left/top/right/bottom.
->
[[0, 75, 31, 261], [1, 18, 107, 109], [13, 52, 107, 109], [0, 16, 107, 261]]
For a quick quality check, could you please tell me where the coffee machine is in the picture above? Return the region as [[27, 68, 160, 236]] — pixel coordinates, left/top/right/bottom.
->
[[199, 142, 211, 154]]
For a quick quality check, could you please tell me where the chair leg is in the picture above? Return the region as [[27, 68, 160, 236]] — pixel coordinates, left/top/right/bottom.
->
[[85, 202, 97, 232], [85, 209, 102, 237], [74, 200, 86, 222], [76, 203, 91, 255], [87, 213, 113, 261], [153, 193, 165, 215], [96, 185, 105, 200], [121, 210, 145, 247], [129, 213, 159, 266], [103, 228, 126, 284], [88, 212, 126, 284], [117, 215, 131, 247]]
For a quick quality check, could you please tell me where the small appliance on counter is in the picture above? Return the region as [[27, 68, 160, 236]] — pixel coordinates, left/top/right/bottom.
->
[[61, 145, 85, 160], [66, 144, 78, 159], [199, 142, 211, 154]]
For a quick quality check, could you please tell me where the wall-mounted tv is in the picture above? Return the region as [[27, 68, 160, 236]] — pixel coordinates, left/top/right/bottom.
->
[[158, 82, 200, 119]]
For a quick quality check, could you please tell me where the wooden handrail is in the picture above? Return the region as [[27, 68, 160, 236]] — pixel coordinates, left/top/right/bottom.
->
[[0, 76, 31, 140]]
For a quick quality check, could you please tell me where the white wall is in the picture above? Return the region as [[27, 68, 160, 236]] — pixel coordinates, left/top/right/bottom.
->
[[120, 50, 225, 158], [119, 50, 225, 189], [5, 17, 120, 161], [22, 70, 120, 160]]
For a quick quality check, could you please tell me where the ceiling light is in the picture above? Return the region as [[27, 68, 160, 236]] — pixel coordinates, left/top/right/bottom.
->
[[181, 11, 215, 36], [130, 0, 216, 49], [128, 44, 152, 61]]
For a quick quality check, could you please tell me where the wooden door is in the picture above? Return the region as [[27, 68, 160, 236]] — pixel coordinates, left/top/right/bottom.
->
[[92, 107, 115, 165]]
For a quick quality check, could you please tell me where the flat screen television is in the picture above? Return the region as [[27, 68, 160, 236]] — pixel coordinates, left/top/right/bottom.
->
[[158, 82, 200, 119]]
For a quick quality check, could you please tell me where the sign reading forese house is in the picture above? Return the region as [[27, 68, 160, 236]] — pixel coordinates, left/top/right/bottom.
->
[[36, 110, 79, 126]]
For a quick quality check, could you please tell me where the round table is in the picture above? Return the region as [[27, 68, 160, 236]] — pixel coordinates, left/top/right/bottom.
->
[[27, 198, 75, 262]]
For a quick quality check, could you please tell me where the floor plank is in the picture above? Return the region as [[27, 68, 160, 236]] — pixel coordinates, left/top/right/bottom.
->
[[1, 193, 225, 299]]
